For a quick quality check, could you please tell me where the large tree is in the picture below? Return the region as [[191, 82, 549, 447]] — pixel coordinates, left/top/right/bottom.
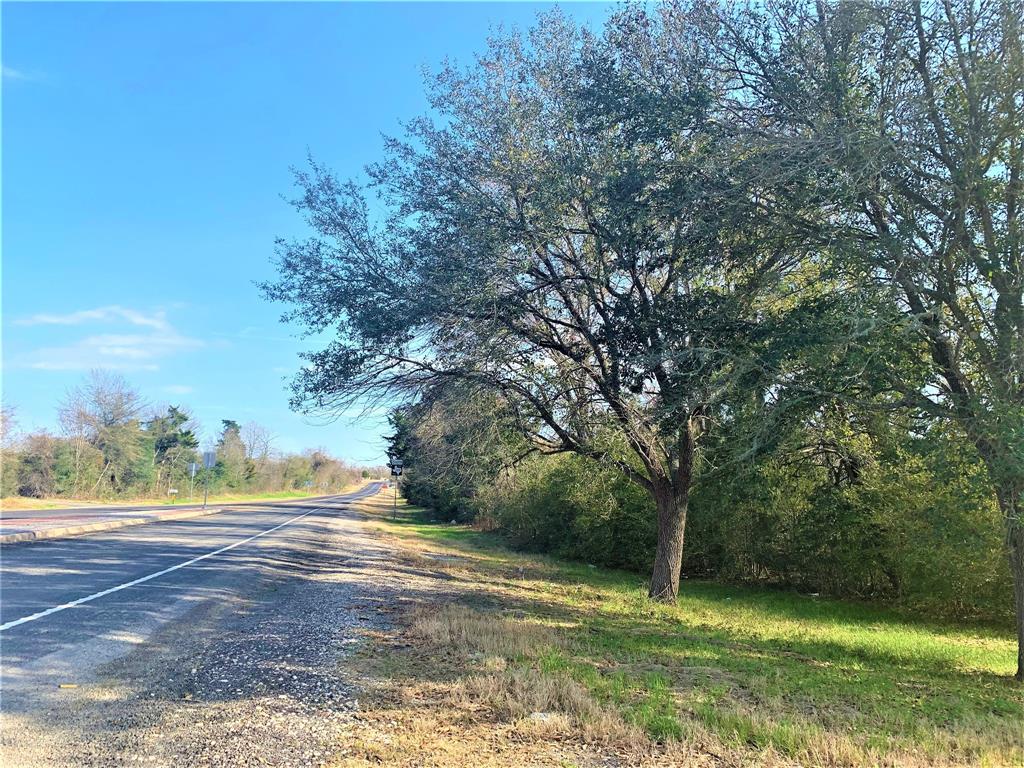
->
[[707, 0, 1024, 678], [264, 10, 823, 600]]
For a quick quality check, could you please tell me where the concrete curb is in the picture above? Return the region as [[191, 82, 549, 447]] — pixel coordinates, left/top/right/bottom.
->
[[0, 506, 224, 545]]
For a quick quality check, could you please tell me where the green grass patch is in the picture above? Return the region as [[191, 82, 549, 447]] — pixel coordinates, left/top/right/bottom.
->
[[375, 498, 1022, 766]]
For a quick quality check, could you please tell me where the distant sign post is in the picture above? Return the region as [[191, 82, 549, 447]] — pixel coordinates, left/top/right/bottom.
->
[[202, 451, 216, 508], [389, 459, 403, 518]]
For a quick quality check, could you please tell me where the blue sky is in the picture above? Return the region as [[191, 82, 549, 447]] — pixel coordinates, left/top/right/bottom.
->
[[1, 1, 613, 463]]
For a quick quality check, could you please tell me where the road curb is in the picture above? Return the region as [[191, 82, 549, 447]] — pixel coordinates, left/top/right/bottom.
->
[[0, 507, 223, 546]]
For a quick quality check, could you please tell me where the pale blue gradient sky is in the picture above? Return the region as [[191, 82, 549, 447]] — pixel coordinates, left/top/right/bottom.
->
[[1, 1, 614, 462]]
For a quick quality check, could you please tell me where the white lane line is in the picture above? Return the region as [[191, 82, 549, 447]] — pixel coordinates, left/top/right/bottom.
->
[[0, 506, 329, 633]]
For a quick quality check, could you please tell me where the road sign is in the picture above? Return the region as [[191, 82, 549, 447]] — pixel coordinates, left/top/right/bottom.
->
[[203, 451, 216, 469], [168, 488, 178, 495], [189, 462, 198, 476], [387, 461, 404, 518]]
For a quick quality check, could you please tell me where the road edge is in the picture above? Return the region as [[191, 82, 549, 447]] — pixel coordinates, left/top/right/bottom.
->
[[0, 507, 223, 546]]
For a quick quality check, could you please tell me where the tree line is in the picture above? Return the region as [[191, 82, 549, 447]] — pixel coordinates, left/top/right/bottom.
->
[[262, 1, 1024, 679], [1, 371, 371, 500]]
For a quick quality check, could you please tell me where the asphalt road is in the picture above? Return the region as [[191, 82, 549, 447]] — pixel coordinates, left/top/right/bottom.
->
[[0, 483, 384, 665], [0, 481, 400, 767]]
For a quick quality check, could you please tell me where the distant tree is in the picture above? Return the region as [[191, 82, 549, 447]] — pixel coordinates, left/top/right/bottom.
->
[[241, 421, 274, 483], [58, 370, 146, 495], [0, 405, 20, 451], [3, 373, 364, 501], [215, 419, 247, 489], [146, 406, 199, 493], [17, 433, 57, 498], [388, 383, 532, 522], [1, 405, 22, 497]]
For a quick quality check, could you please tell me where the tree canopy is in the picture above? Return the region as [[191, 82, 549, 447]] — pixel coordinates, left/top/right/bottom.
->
[[264, 0, 1024, 679]]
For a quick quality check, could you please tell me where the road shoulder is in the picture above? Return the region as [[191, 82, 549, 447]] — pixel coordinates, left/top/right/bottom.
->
[[0, 505, 223, 545]]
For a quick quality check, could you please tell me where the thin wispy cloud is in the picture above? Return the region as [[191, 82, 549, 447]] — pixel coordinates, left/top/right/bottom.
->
[[18, 305, 169, 330], [162, 384, 195, 395], [17, 305, 203, 372], [2, 64, 40, 82]]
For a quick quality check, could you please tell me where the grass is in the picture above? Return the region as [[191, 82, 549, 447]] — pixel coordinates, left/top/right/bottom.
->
[[340, 492, 1023, 768], [0, 483, 372, 511]]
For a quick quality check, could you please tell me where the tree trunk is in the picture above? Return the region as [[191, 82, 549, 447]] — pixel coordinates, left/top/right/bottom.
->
[[997, 484, 1024, 681], [999, 495, 1024, 684], [648, 482, 690, 601], [1010, 525, 1024, 682]]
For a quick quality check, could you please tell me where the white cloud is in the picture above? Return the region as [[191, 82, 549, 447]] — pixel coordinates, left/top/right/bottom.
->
[[2, 65, 39, 82], [17, 305, 203, 372], [162, 384, 195, 395]]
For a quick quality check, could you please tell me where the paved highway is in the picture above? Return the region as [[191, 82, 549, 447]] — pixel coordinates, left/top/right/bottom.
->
[[1, 483, 384, 662], [0, 483, 393, 766]]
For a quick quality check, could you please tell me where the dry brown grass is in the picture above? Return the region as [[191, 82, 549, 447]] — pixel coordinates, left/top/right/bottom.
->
[[329, 707, 692, 768], [408, 604, 561, 659], [456, 667, 647, 747], [329, 558, 664, 767], [406, 600, 648, 747]]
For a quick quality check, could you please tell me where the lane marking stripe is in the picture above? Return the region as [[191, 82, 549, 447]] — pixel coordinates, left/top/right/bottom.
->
[[0, 505, 330, 632]]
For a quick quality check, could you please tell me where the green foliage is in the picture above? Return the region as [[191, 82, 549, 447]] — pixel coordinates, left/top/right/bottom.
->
[[688, 422, 1011, 622], [215, 419, 247, 490], [393, 383, 533, 524], [1, 451, 20, 497], [394, 386, 1012, 623], [267, 0, 1024, 662], [15, 434, 57, 498], [5, 374, 370, 502], [478, 455, 656, 574]]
